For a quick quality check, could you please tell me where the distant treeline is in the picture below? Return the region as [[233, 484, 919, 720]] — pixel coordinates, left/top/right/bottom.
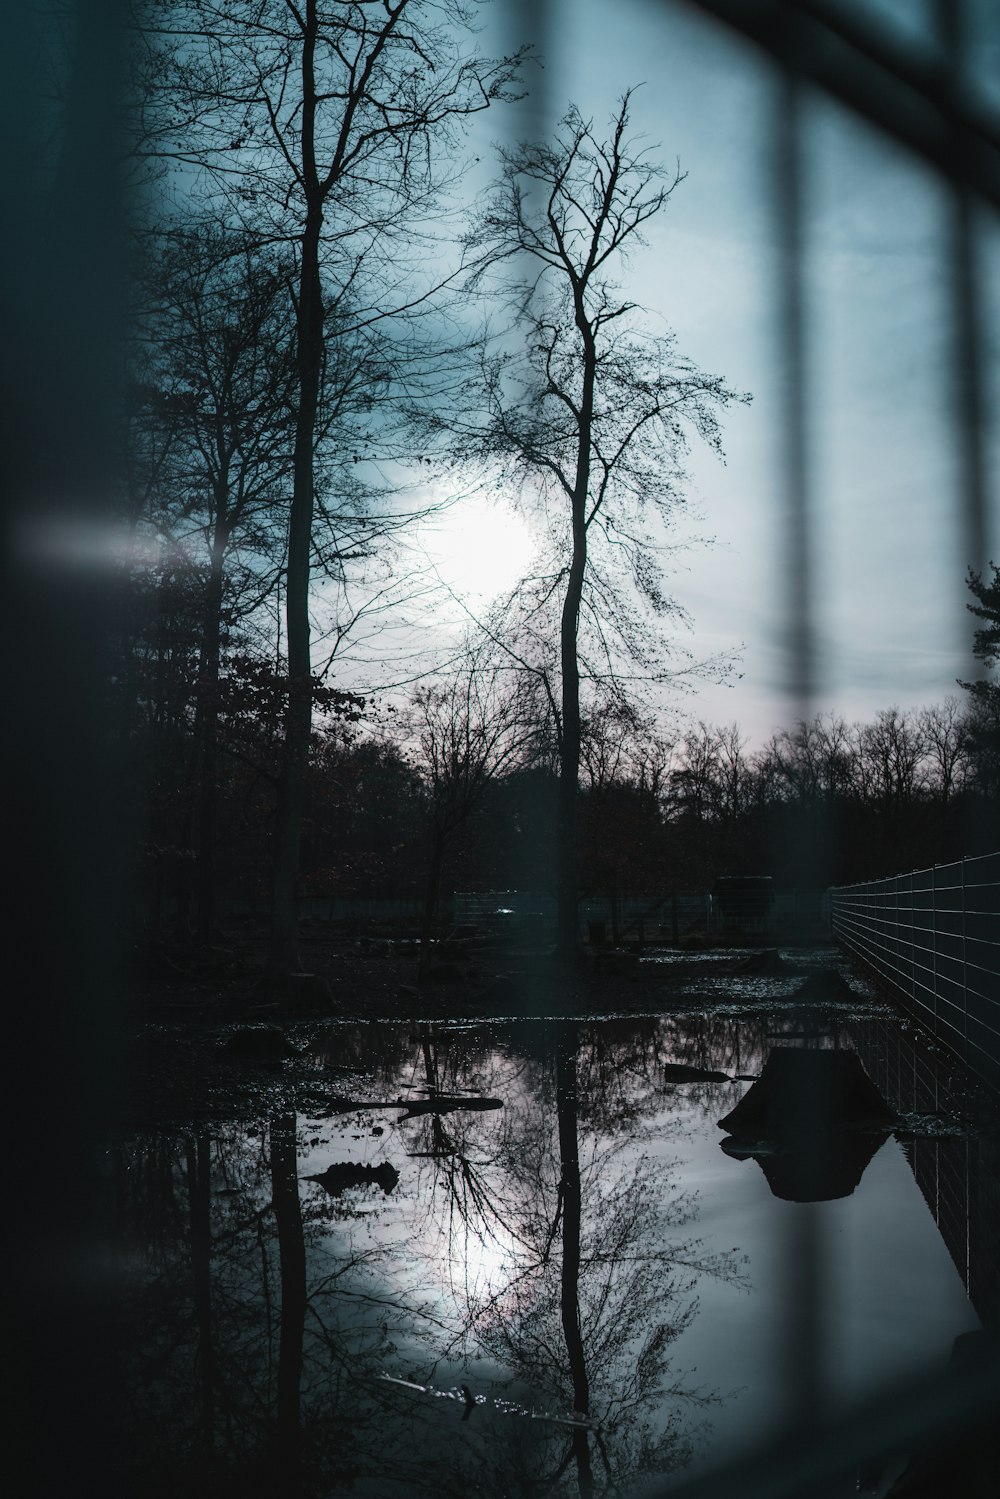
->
[[121, 558, 999, 928]]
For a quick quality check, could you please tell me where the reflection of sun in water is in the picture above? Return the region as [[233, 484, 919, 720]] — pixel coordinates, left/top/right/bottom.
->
[[419, 494, 535, 604], [464, 1229, 512, 1291], [448, 1219, 518, 1303]]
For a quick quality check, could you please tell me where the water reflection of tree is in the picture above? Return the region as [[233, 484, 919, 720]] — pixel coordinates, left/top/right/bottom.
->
[[312, 1020, 413, 1096], [185, 1135, 215, 1461], [114, 1118, 431, 1495], [561, 1013, 773, 1132], [403, 1026, 532, 1292], [114, 1018, 751, 1496], [407, 1020, 747, 1495], [270, 1114, 306, 1491]]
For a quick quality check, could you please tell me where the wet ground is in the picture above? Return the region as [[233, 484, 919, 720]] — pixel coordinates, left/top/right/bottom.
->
[[108, 946, 1000, 1497]]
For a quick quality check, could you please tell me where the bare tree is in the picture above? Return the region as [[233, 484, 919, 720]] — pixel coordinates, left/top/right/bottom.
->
[[578, 700, 665, 793], [134, 218, 426, 932], [143, 0, 523, 971], [447, 94, 748, 962], [409, 643, 539, 976], [669, 723, 723, 825], [763, 713, 855, 808], [133, 225, 299, 932], [857, 706, 926, 817], [918, 697, 969, 805]]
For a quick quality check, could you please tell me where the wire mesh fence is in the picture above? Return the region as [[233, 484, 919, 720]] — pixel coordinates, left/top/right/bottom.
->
[[832, 852, 1000, 1095], [850, 1008, 1000, 1334]]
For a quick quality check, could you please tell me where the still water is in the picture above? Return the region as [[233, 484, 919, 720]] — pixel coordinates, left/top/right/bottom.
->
[[110, 976, 993, 1497]]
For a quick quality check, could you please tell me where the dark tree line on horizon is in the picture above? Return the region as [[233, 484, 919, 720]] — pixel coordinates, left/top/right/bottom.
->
[[124, 610, 1000, 930]]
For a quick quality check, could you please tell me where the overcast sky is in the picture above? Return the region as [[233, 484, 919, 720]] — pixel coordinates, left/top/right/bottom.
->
[[410, 0, 1000, 746]]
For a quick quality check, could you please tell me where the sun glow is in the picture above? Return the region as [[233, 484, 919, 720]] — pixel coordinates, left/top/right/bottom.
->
[[450, 1219, 518, 1301], [416, 493, 536, 606]]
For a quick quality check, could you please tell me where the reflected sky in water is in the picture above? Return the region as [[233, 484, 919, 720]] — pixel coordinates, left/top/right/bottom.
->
[[108, 1004, 986, 1497]]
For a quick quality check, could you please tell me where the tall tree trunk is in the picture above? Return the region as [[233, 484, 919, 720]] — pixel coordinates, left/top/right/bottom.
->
[[557, 514, 585, 962], [194, 520, 227, 938], [270, 1114, 306, 1491], [556, 328, 596, 965], [555, 1021, 594, 1498], [270, 173, 323, 970]]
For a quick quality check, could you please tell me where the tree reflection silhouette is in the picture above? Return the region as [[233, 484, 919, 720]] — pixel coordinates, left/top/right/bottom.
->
[[270, 1114, 306, 1491], [114, 1019, 750, 1496], [114, 1121, 417, 1495], [403, 1020, 746, 1495], [555, 1022, 597, 1497], [184, 1135, 215, 1460]]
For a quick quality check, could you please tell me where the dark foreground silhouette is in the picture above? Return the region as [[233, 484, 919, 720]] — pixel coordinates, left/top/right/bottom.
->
[[718, 1047, 896, 1201]]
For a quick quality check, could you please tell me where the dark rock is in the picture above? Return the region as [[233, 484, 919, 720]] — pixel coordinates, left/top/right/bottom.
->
[[731, 948, 787, 974], [794, 970, 856, 1001], [721, 1130, 886, 1201], [302, 1160, 399, 1197], [718, 1047, 896, 1201], [719, 1047, 894, 1136]]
